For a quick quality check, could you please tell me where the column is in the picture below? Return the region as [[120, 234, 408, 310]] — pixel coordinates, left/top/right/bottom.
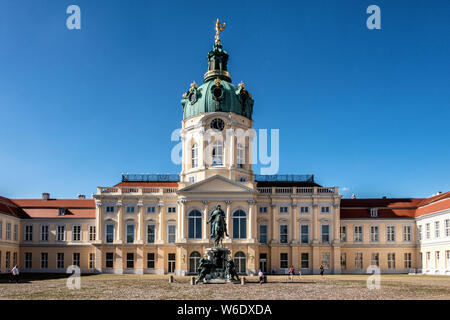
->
[[137, 200, 144, 243], [225, 200, 231, 239], [271, 203, 278, 243], [202, 200, 209, 241], [180, 200, 186, 242], [312, 200, 319, 244], [291, 202, 298, 244], [229, 129, 235, 168], [116, 200, 123, 243], [248, 200, 256, 241], [158, 202, 165, 243], [95, 201, 103, 242], [333, 201, 340, 243]]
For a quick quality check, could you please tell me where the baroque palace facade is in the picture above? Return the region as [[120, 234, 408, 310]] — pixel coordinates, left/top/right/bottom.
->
[[1, 28, 450, 276]]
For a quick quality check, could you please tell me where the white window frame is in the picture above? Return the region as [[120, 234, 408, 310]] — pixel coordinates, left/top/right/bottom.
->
[[24, 224, 33, 242], [300, 224, 309, 244], [40, 224, 49, 242], [321, 206, 330, 214], [192, 143, 198, 168], [56, 225, 66, 242], [300, 206, 309, 214], [387, 225, 396, 242], [167, 224, 176, 243], [89, 225, 96, 241], [147, 224, 156, 244], [370, 225, 379, 242], [72, 225, 81, 242], [354, 225, 363, 243], [434, 221, 440, 238], [403, 225, 412, 242]]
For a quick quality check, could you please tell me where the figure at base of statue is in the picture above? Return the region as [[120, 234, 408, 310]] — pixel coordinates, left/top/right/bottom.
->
[[225, 258, 240, 281], [196, 258, 213, 284]]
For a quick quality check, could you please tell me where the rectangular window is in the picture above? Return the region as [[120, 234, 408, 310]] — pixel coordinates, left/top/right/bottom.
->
[[340, 253, 346, 270], [41, 252, 48, 269], [387, 226, 396, 242], [300, 206, 309, 214], [126, 253, 134, 269], [57, 253, 64, 269], [40, 225, 49, 241], [147, 253, 155, 269], [73, 253, 80, 267], [105, 206, 114, 213], [436, 251, 440, 267], [279, 225, 288, 244], [89, 253, 95, 269], [168, 225, 176, 243], [388, 253, 396, 269], [321, 206, 330, 213], [340, 226, 346, 242], [126, 206, 135, 214], [89, 226, 96, 241], [279, 207, 288, 214], [426, 223, 430, 239], [259, 225, 267, 244], [321, 253, 330, 269], [168, 207, 176, 213], [404, 253, 412, 269], [300, 225, 309, 244], [72, 225, 81, 241], [25, 252, 32, 269], [5, 251, 10, 269], [321, 225, 330, 244], [370, 226, 379, 242], [371, 253, 379, 266], [418, 225, 422, 241], [435, 221, 440, 238], [280, 253, 288, 268], [258, 207, 268, 214], [446, 251, 450, 269], [6, 223, 11, 240], [354, 226, 363, 242], [147, 225, 155, 243], [127, 225, 135, 243], [13, 252, 17, 266], [106, 224, 114, 243], [0, 220, 2, 239], [445, 220, 450, 237], [24, 225, 33, 241], [370, 208, 378, 217], [147, 206, 156, 214], [301, 253, 309, 269], [355, 253, 363, 270], [106, 252, 114, 268], [57, 225, 66, 241], [13, 224, 18, 241], [403, 225, 412, 242]]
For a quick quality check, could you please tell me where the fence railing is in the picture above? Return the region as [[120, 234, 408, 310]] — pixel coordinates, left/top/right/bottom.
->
[[98, 187, 178, 195], [257, 186, 338, 195]]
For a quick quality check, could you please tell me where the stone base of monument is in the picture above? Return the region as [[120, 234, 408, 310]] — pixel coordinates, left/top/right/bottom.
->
[[202, 246, 232, 284]]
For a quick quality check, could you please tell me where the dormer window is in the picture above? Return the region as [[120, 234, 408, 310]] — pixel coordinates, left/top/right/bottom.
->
[[59, 208, 66, 216], [370, 208, 378, 217]]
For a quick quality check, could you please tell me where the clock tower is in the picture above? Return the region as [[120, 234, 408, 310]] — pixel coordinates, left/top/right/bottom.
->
[[179, 20, 255, 187]]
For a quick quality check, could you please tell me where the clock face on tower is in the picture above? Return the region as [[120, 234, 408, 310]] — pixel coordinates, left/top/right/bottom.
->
[[210, 118, 225, 131]]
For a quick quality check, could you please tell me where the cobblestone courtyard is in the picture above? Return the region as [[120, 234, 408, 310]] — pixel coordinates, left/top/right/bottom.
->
[[1, 274, 449, 300]]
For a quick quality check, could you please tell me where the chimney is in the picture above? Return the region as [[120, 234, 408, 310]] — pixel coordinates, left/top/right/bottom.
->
[[351, 194, 356, 199], [78, 194, 86, 199], [42, 193, 50, 201], [382, 196, 387, 199]]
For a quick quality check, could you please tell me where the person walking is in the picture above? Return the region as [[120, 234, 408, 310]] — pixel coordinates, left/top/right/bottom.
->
[[11, 265, 19, 283], [258, 269, 264, 285], [319, 264, 324, 277], [288, 265, 295, 282]]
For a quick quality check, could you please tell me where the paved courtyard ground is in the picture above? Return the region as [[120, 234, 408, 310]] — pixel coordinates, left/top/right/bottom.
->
[[0, 274, 449, 300]]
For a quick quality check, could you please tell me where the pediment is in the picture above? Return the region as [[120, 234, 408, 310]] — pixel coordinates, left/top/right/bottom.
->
[[178, 175, 256, 194]]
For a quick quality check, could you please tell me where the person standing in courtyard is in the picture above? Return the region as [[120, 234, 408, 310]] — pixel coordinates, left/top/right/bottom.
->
[[11, 265, 19, 283], [319, 264, 324, 277], [258, 269, 264, 285], [288, 265, 295, 282]]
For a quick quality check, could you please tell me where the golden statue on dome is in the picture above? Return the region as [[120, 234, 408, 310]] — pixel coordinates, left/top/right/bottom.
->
[[214, 18, 226, 44]]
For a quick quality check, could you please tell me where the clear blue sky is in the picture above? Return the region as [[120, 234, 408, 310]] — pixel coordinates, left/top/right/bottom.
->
[[0, 0, 449, 199]]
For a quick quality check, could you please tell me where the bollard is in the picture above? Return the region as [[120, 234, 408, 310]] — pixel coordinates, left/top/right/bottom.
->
[[190, 276, 196, 285], [169, 275, 174, 283], [240, 277, 245, 285]]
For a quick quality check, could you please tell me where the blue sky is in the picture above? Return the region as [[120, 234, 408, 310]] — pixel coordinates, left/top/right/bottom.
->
[[0, 0, 449, 199]]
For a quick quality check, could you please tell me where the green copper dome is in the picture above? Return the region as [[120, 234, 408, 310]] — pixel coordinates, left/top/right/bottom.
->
[[181, 43, 254, 120]]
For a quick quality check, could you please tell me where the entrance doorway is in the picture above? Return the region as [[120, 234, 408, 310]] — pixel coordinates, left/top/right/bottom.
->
[[259, 253, 267, 273], [168, 253, 176, 273]]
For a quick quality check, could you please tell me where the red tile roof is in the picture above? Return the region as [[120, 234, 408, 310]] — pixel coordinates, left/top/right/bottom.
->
[[0, 196, 28, 218]]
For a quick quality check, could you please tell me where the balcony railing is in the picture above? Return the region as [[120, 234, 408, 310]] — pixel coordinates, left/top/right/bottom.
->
[[257, 186, 338, 195], [98, 187, 178, 195]]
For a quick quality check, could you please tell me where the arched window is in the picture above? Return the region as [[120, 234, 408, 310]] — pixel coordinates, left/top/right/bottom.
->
[[212, 140, 223, 166], [188, 210, 202, 239], [191, 143, 198, 168], [232, 210, 247, 239], [189, 251, 201, 273], [234, 251, 246, 274], [237, 143, 244, 168]]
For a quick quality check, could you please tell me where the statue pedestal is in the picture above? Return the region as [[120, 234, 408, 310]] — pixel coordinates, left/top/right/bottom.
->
[[203, 246, 231, 284]]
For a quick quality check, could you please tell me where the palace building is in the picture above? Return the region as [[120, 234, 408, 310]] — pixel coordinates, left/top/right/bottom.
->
[[1, 25, 450, 276]]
